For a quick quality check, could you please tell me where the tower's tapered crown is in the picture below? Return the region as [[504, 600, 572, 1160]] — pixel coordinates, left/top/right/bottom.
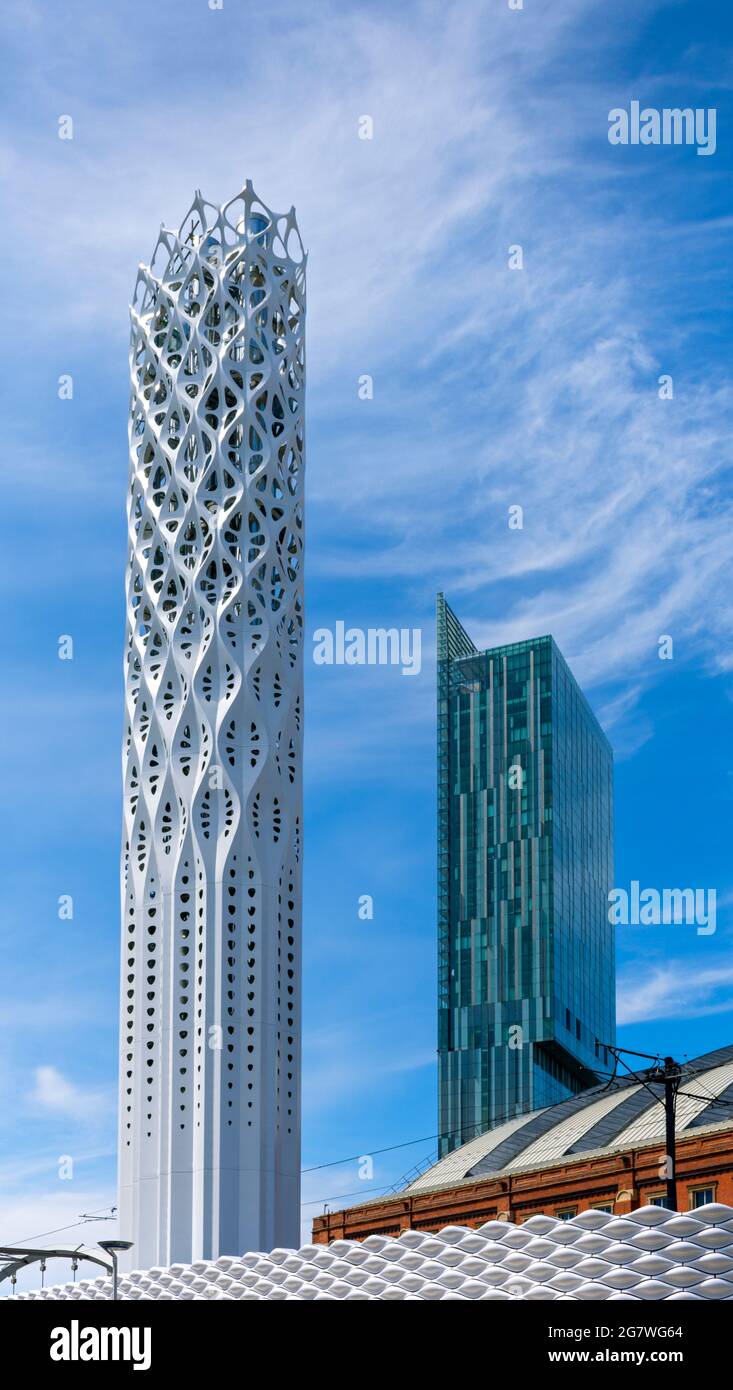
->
[[119, 182, 305, 1267]]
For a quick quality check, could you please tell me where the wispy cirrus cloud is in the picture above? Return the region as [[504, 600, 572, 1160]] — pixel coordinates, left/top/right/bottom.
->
[[3, 0, 731, 726], [618, 960, 733, 1026], [29, 1066, 114, 1123]]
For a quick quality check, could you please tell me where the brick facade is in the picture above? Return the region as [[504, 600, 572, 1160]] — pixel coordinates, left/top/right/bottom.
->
[[312, 1124, 733, 1244]]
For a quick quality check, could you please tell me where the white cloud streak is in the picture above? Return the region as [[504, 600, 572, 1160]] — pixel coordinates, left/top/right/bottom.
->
[[3, 0, 731, 726], [618, 960, 733, 1025], [28, 1066, 113, 1122]]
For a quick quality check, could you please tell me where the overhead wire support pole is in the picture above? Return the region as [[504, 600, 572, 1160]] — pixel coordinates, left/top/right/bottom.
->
[[604, 1043, 683, 1211], [663, 1056, 682, 1211], [639, 1053, 682, 1211]]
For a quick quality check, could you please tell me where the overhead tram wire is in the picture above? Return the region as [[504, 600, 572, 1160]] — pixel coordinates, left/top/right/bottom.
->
[[301, 1068, 638, 1177], [303, 1065, 733, 1179], [300, 1064, 662, 1177], [601, 1043, 733, 1113], [301, 1097, 573, 1175], [8, 1206, 118, 1247], [16, 1061, 733, 1242]]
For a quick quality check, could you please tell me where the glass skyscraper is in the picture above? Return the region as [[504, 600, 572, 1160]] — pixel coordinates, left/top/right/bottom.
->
[[437, 595, 615, 1156]]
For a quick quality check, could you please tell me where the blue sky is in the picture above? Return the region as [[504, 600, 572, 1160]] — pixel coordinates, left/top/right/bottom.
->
[[1, 0, 732, 1275]]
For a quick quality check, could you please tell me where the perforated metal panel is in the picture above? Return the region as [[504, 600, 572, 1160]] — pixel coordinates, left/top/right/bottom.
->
[[118, 182, 305, 1269]]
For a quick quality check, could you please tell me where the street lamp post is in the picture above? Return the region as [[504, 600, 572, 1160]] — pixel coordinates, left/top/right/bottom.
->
[[99, 1240, 134, 1301]]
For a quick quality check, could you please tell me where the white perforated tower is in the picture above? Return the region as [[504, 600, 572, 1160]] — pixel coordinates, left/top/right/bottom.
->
[[118, 182, 305, 1269]]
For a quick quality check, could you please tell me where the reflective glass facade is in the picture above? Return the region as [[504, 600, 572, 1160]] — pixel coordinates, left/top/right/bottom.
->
[[437, 595, 615, 1156]]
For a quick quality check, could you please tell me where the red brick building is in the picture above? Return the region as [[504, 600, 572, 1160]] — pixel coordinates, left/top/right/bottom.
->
[[314, 1045, 733, 1244]]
